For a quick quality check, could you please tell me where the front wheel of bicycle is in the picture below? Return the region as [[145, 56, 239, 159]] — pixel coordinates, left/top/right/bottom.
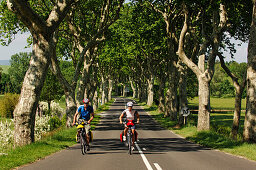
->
[[128, 133, 132, 155], [80, 132, 87, 155]]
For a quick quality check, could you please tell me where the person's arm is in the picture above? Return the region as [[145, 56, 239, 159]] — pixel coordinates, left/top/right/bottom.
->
[[135, 111, 140, 124], [88, 112, 94, 124], [72, 111, 79, 126], [119, 112, 124, 124]]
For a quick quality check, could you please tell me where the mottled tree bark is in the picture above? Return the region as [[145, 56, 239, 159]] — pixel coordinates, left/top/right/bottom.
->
[[130, 79, 137, 98], [244, 0, 256, 142], [13, 34, 51, 145], [178, 64, 188, 125], [108, 78, 113, 101], [101, 76, 107, 104], [158, 75, 165, 113], [165, 68, 178, 120], [147, 75, 154, 106]]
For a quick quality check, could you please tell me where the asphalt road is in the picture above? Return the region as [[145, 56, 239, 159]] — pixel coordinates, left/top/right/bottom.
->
[[19, 98, 256, 170]]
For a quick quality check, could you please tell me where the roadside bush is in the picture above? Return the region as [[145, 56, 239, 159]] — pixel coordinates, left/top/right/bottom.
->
[[34, 115, 51, 141], [49, 116, 62, 131], [0, 120, 14, 153], [0, 93, 19, 118]]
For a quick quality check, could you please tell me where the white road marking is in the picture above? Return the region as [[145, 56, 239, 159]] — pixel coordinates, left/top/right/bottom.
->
[[135, 142, 153, 170], [154, 163, 163, 170]]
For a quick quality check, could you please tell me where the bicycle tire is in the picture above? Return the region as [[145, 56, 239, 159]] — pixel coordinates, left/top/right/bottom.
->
[[128, 133, 132, 155], [80, 132, 86, 155]]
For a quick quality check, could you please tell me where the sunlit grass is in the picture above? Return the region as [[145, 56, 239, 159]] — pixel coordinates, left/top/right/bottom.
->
[[188, 97, 246, 110]]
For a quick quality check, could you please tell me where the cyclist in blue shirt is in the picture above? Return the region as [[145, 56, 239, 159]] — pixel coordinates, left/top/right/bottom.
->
[[72, 98, 94, 150]]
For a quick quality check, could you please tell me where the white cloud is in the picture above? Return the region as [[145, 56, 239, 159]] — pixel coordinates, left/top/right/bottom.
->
[[0, 33, 32, 60]]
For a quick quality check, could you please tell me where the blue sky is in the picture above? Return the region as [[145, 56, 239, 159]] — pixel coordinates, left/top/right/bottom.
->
[[0, 32, 248, 63]]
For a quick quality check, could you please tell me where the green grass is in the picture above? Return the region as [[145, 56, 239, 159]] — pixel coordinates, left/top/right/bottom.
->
[[188, 97, 246, 110], [0, 65, 10, 74], [0, 100, 111, 170], [140, 101, 256, 162]]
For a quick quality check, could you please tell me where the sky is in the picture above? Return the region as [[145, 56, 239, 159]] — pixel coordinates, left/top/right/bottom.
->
[[0, 33, 32, 60], [0, 33, 248, 63]]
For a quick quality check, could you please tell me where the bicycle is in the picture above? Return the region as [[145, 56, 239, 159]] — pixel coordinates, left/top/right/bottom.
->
[[120, 120, 138, 155], [76, 119, 92, 155]]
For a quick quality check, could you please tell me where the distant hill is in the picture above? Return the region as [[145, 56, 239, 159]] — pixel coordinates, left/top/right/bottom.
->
[[0, 60, 10, 65]]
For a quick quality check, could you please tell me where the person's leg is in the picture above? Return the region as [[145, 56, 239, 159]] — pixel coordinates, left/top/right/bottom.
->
[[132, 129, 135, 146], [124, 127, 128, 136], [85, 125, 91, 147]]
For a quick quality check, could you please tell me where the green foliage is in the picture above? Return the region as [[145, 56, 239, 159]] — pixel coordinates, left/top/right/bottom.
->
[[40, 70, 64, 104], [8, 52, 31, 94], [0, 73, 12, 94], [0, 0, 28, 46], [211, 62, 247, 98], [48, 116, 62, 131], [61, 114, 67, 126], [0, 93, 19, 118]]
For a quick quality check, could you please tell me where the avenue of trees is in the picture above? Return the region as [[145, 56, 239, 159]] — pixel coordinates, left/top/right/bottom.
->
[[0, 0, 255, 146]]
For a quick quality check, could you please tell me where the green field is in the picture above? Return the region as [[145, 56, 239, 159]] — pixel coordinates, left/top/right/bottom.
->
[[188, 97, 246, 110], [0, 65, 10, 74]]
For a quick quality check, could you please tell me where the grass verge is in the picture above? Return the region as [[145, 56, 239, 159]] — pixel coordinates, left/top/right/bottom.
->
[[0, 100, 111, 170], [140, 103, 256, 162]]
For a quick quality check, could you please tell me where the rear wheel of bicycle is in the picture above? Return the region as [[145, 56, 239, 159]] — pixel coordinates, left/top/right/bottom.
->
[[80, 132, 86, 155]]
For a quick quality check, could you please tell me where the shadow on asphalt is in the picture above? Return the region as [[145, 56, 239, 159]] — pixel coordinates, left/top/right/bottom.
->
[[68, 137, 209, 155]]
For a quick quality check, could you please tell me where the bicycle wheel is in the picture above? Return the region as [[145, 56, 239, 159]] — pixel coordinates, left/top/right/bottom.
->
[[128, 133, 132, 155], [80, 132, 87, 155]]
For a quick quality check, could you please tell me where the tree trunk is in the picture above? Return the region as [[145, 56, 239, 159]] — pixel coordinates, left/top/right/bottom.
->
[[147, 75, 154, 106], [197, 75, 211, 131], [232, 87, 243, 139], [244, 0, 256, 142], [93, 90, 98, 111], [108, 78, 113, 101], [65, 90, 77, 127], [13, 34, 51, 146], [158, 76, 165, 113], [47, 100, 51, 111], [165, 64, 178, 120], [178, 66, 188, 126], [137, 84, 142, 101], [101, 76, 107, 104], [123, 84, 126, 97], [130, 80, 137, 98]]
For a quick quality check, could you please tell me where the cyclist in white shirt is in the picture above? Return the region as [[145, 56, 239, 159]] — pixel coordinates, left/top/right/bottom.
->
[[119, 101, 140, 150]]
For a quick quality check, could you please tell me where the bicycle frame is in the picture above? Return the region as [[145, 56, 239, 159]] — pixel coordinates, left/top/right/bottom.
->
[[124, 120, 135, 155], [76, 120, 88, 155]]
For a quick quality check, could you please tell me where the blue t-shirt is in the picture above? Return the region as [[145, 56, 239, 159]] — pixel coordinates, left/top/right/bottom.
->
[[78, 105, 94, 121]]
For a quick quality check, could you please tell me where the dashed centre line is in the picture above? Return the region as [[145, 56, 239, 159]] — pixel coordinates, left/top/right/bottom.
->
[[135, 142, 153, 170], [154, 163, 163, 170]]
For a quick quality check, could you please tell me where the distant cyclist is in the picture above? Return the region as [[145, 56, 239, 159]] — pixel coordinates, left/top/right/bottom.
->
[[119, 101, 140, 150], [72, 98, 94, 151]]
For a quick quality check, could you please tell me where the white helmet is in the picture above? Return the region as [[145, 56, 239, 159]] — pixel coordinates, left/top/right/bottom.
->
[[127, 101, 133, 107]]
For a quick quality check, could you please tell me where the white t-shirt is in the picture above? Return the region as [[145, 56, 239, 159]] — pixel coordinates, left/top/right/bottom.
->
[[122, 109, 137, 120]]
